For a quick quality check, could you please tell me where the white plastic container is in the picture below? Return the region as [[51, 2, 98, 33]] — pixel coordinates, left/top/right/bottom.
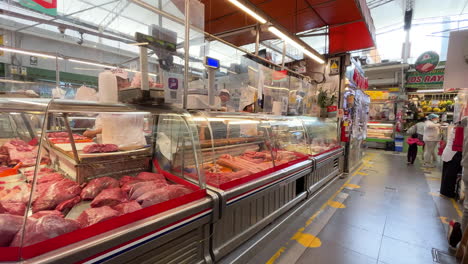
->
[[98, 70, 118, 103]]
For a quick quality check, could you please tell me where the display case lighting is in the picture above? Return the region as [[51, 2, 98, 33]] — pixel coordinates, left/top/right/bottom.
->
[[267, 26, 325, 64], [228, 0, 267, 24]]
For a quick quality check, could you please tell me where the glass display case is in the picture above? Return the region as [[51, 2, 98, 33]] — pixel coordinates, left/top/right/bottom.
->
[[367, 121, 395, 141], [189, 112, 310, 189], [300, 117, 340, 155], [188, 112, 341, 190], [0, 98, 207, 261]]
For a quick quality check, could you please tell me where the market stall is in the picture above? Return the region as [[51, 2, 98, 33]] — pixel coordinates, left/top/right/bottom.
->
[[0, 98, 213, 263], [188, 112, 312, 260], [342, 58, 370, 173]]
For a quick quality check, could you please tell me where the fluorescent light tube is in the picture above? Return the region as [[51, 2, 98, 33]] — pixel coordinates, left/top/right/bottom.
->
[[416, 89, 444, 93], [228, 0, 267, 24], [0, 46, 62, 60], [268, 26, 324, 64], [68, 59, 117, 69]]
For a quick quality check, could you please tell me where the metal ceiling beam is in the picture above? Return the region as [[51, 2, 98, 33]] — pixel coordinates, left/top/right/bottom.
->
[[98, 0, 132, 31], [14, 0, 120, 32], [0, 8, 133, 43], [5, 1, 135, 42]]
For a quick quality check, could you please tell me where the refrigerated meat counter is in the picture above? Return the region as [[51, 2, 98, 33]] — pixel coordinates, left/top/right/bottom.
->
[[0, 99, 343, 263], [189, 113, 342, 261], [0, 99, 213, 264]]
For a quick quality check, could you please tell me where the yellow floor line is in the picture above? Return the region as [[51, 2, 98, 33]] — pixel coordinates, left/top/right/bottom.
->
[[451, 198, 463, 217], [266, 161, 368, 263]]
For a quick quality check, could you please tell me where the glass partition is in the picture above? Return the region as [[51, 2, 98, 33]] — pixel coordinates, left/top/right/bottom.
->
[[300, 117, 340, 155]]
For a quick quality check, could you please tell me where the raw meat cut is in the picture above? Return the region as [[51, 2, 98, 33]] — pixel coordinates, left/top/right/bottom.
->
[[119, 176, 135, 187], [47, 132, 87, 141], [0, 214, 23, 246], [36, 173, 64, 184], [31, 210, 63, 219], [121, 178, 145, 193], [90, 188, 127, 208], [55, 196, 81, 214], [83, 144, 119, 153], [77, 206, 120, 228], [32, 179, 81, 213], [165, 185, 192, 199], [206, 169, 251, 185], [10, 215, 80, 246], [136, 185, 192, 208], [113, 201, 142, 215], [129, 180, 168, 200], [3, 140, 37, 166], [23, 167, 55, 177], [0, 202, 26, 216], [81, 177, 119, 200], [136, 172, 165, 181], [1, 184, 30, 203], [136, 188, 171, 208]]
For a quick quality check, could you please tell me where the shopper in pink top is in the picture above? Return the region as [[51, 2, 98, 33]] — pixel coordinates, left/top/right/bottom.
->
[[407, 133, 424, 165]]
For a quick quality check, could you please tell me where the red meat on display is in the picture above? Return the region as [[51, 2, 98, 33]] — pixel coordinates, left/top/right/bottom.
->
[[112, 201, 142, 215], [32, 179, 81, 213], [136, 188, 170, 208], [81, 177, 119, 200], [30, 210, 63, 219], [90, 188, 127, 208], [0, 214, 24, 247], [55, 196, 81, 214], [10, 215, 80, 246], [129, 180, 168, 200], [136, 172, 165, 181], [136, 184, 192, 208], [83, 144, 119, 153], [0, 202, 26, 216], [3, 139, 37, 166], [77, 206, 120, 228]]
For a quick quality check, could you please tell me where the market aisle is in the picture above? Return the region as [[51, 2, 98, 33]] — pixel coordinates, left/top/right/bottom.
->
[[247, 150, 459, 264]]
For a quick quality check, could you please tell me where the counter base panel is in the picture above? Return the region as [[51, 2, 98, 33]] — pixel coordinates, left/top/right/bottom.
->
[[217, 171, 341, 264], [308, 152, 342, 194], [211, 167, 310, 261]]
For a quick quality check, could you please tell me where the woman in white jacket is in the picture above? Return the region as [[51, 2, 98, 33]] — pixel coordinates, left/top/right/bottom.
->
[[423, 114, 441, 167]]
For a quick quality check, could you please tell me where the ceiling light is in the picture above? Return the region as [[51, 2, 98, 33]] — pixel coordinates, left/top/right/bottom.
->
[[416, 89, 444, 93], [228, 0, 267, 24], [268, 26, 324, 64], [68, 59, 117, 69], [129, 42, 149, 46], [0, 46, 62, 60]]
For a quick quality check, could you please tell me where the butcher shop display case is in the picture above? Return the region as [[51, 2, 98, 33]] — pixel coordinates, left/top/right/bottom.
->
[[300, 116, 343, 193], [190, 112, 313, 261], [0, 98, 212, 263]]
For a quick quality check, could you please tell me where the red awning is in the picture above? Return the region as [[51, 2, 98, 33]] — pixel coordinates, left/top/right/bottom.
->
[[201, 0, 376, 54]]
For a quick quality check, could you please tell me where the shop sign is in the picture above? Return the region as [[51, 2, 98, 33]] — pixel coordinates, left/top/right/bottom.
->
[[20, 0, 57, 16], [406, 68, 444, 89], [415, 51, 439, 73], [272, 70, 288, 82], [329, 58, 340, 75], [30, 56, 38, 66], [0, 35, 3, 56], [365, 91, 388, 100]]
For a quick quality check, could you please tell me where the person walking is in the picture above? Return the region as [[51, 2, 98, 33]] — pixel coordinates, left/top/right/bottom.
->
[[407, 133, 424, 165], [423, 114, 441, 168]]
